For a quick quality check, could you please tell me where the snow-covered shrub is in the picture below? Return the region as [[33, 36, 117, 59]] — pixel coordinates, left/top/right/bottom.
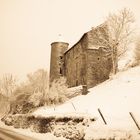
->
[[66, 85, 83, 99], [52, 115, 94, 140], [28, 90, 44, 107], [8, 69, 49, 114], [2, 113, 95, 140], [53, 123, 85, 140], [9, 92, 34, 114], [47, 77, 68, 105], [0, 94, 9, 118], [1, 115, 14, 126]]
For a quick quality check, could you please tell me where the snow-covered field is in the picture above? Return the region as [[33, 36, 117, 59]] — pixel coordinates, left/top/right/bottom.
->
[[1, 65, 140, 139], [33, 66, 140, 135]]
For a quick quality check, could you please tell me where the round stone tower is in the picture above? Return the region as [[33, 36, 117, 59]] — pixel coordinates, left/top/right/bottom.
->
[[50, 42, 69, 83]]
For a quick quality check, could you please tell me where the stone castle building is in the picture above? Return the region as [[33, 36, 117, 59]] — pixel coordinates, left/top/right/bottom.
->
[[50, 23, 113, 88]]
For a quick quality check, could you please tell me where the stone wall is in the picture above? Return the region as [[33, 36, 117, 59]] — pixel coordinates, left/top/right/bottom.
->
[[64, 36, 87, 87], [86, 47, 112, 88], [50, 23, 113, 88], [85, 24, 112, 88], [63, 25, 112, 88]]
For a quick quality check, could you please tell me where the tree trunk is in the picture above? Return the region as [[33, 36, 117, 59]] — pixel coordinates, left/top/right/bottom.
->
[[112, 45, 118, 75]]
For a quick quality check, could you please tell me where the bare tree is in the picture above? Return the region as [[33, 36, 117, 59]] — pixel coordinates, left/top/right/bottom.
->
[[8, 69, 49, 114], [0, 74, 17, 97], [93, 8, 135, 74], [134, 37, 140, 64], [0, 74, 17, 116], [27, 69, 49, 105]]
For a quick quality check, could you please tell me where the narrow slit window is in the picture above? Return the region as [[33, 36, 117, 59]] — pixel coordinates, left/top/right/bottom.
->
[[60, 68, 62, 74]]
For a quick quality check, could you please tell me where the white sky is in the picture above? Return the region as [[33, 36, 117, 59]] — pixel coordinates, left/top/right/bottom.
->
[[0, 0, 140, 80]]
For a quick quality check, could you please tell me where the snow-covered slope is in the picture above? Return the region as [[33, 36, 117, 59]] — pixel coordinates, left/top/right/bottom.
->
[[34, 66, 140, 131]]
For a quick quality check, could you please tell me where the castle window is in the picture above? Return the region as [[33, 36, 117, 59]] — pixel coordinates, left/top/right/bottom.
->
[[60, 56, 63, 59], [76, 80, 78, 86], [60, 68, 62, 74]]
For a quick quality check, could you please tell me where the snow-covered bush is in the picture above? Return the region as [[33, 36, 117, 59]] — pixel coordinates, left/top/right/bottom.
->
[[28, 90, 44, 107], [47, 77, 68, 105], [8, 69, 49, 114], [53, 123, 85, 140], [67, 85, 83, 98], [9, 92, 35, 114], [0, 94, 9, 118], [2, 114, 95, 140]]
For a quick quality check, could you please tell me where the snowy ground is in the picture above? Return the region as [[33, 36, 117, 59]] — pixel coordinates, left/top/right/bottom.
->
[[34, 65, 140, 132], [1, 65, 140, 139]]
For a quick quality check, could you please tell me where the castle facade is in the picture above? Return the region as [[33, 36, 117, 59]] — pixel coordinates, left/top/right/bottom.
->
[[50, 23, 113, 88]]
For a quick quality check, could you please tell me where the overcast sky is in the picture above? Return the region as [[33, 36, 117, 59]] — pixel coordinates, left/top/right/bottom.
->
[[0, 0, 140, 80]]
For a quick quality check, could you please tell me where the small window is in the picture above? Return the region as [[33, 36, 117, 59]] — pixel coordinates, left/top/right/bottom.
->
[[60, 56, 63, 59], [76, 80, 78, 86], [60, 68, 62, 74]]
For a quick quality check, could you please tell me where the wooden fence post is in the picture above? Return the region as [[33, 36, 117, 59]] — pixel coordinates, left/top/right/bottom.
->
[[98, 108, 107, 125], [82, 85, 88, 95], [129, 112, 140, 130], [71, 102, 76, 111]]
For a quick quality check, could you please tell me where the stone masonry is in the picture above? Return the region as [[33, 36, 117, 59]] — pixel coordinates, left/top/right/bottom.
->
[[50, 23, 113, 88]]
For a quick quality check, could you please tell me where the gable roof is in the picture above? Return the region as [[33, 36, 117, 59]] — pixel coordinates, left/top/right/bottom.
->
[[64, 22, 108, 54]]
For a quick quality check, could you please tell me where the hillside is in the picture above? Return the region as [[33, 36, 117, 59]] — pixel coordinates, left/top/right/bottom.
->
[[34, 65, 140, 131], [1, 65, 140, 140]]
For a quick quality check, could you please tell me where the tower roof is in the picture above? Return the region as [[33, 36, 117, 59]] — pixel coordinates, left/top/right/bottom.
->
[[51, 34, 69, 46]]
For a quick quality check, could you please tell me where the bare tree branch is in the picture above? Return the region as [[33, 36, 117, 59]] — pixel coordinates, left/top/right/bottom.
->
[[0, 74, 17, 97], [92, 8, 135, 74]]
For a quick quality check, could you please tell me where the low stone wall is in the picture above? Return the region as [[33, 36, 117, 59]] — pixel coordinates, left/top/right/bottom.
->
[[1, 114, 95, 140]]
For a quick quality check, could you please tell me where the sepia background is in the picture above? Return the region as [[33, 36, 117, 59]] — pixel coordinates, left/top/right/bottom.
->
[[0, 0, 140, 80]]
